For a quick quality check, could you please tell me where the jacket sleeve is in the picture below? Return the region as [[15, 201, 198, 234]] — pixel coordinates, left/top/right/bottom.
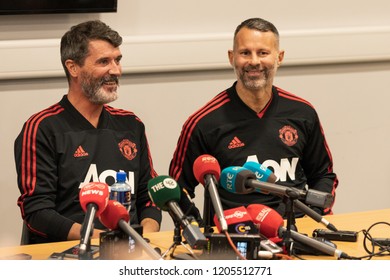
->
[[14, 119, 74, 241], [169, 123, 207, 221], [301, 111, 338, 215], [134, 127, 162, 225]]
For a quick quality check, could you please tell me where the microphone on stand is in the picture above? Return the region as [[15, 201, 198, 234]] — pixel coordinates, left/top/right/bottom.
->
[[293, 200, 338, 231], [243, 161, 277, 183], [78, 182, 109, 257], [99, 200, 163, 260], [147, 175, 207, 249], [220, 164, 333, 208], [246, 203, 284, 242], [210, 206, 285, 260], [243, 161, 338, 231], [213, 206, 259, 235], [193, 154, 227, 232], [247, 204, 352, 259]]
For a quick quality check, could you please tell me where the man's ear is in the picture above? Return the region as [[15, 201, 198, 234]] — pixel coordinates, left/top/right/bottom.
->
[[228, 49, 234, 67], [65, 59, 78, 77], [277, 50, 285, 66]]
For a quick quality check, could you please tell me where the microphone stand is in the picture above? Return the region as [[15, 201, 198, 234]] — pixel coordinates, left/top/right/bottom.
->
[[203, 190, 214, 234], [162, 221, 199, 260], [281, 189, 300, 256], [78, 206, 95, 260], [281, 190, 338, 256], [78, 242, 93, 260]]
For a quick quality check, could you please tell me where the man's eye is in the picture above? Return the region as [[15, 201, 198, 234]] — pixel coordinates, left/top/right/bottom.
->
[[97, 58, 109, 65]]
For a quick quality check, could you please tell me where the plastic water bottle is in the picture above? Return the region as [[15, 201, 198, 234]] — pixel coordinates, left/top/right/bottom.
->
[[109, 171, 131, 211], [109, 171, 135, 254]]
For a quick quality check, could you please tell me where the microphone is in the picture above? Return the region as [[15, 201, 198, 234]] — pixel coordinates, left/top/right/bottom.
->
[[213, 206, 259, 234], [99, 200, 162, 260], [243, 161, 277, 183], [244, 161, 338, 231], [193, 154, 227, 232], [220, 165, 334, 208], [219, 166, 257, 193], [293, 200, 338, 231], [246, 203, 284, 241], [147, 175, 207, 249], [247, 204, 351, 259], [79, 182, 109, 256], [212, 206, 286, 260]]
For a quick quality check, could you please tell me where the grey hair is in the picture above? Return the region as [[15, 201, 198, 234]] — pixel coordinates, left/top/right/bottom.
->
[[60, 20, 122, 81]]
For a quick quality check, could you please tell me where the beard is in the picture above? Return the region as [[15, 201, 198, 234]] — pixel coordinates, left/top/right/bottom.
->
[[80, 72, 119, 105], [237, 63, 277, 91]]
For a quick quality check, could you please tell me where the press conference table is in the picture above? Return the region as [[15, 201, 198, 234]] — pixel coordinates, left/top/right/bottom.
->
[[1, 208, 389, 260]]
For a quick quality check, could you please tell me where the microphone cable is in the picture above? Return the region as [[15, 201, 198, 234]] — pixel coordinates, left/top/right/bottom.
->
[[222, 231, 294, 260], [361, 221, 390, 259], [274, 252, 294, 260], [223, 230, 247, 260]]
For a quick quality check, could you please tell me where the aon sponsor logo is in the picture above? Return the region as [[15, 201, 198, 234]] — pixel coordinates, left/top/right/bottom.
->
[[246, 155, 298, 182], [78, 164, 135, 193]]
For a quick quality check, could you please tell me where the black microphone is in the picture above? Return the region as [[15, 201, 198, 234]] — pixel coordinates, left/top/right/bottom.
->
[[278, 227, 350, 259], [99, 200, 163, 260], [193, 154, 227, 232], [293, 200, 338, 231], [220, 165, 334, 208], [147, 175, 207, 249], [78, 182, 109, 257]]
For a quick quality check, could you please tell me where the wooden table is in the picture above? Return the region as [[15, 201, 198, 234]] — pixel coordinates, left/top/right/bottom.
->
[[0, 208, 389, 260]]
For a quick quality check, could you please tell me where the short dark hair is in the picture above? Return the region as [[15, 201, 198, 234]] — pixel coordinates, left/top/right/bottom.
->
[[234, 18, 280, 48], [60, 20, 122, 80]]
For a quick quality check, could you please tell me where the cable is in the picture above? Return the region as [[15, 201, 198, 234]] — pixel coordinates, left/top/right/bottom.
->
[[361, 221, 390, 259], [223, 231, 247, 260], [275, 253, 294, 260], [286, 221, 390, 260]]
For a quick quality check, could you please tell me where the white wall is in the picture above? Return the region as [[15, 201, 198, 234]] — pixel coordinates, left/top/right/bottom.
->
[[1, 0, 390, 247]]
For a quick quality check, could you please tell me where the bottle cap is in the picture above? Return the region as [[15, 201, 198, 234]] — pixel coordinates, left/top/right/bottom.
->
[[116, 171, 127, 183]]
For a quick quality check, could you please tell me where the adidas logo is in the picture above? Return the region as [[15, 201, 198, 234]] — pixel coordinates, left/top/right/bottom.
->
[[228, 136, 245, 149], [74, 145, 89, 158]]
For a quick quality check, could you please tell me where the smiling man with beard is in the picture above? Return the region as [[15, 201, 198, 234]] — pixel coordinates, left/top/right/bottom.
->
[[169, 18, 338, 226], [14, 20, 161, 244]]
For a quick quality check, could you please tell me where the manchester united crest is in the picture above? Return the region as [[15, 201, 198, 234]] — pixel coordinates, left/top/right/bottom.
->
[[118, 139, 137, 160], [279, 125, 298, 146]]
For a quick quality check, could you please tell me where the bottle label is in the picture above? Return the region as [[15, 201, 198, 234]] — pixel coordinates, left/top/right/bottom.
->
[[128, 236, 136, 253], [110, 190, 131, 210]]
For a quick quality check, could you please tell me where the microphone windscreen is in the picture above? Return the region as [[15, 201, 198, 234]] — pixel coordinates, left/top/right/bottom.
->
[[99, 200, 130, 230], [243, 161, 277, 183], [193, 154, 221, 185], [213, 206, 259, 234], [147, 175, 181, 211], [247, 204, 284, 239], [220, 166, 256, 194], [79, 182, 109, 216]]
